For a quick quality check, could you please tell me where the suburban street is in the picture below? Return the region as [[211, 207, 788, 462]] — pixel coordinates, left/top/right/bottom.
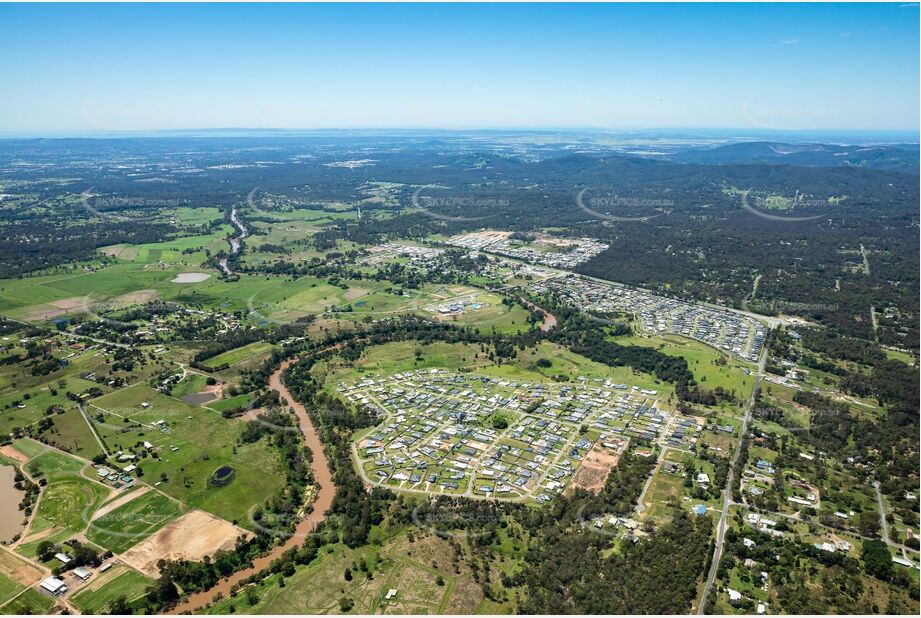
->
[[697, 338, 770, 614]]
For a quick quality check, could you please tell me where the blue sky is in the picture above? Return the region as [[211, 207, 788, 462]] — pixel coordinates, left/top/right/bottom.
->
[[0, 2, 918, 134]]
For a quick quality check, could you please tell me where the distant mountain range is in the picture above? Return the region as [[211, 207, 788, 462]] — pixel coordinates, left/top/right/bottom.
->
[[662, 141, 918, 171]]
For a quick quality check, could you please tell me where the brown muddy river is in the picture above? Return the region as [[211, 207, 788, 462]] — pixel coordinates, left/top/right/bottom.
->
[[171, 359, 336, 613], [0, 465, 26, 543]]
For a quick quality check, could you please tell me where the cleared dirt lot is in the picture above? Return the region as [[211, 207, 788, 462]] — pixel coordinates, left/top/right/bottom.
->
[[21, 297, 85, 321], [0, 445, 30, 464], [343, 287, 369, 301], [119, 510, 249, 577], [0, 547, 43, 585], [111, 289, 160, 304], [570, 444, 623, 494]]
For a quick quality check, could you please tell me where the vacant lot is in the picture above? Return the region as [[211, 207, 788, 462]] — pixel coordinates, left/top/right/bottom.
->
[[11, 438, 45, 460], [0, 547, 43, 587], [570, 443, 622, 494], [120, 510, 248, 577]]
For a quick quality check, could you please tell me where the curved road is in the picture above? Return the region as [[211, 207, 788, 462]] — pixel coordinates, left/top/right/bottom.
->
[[171, 359, 335, 614]]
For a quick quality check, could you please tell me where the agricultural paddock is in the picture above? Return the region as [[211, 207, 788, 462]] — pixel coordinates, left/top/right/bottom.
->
[[70, 565, 153, 614], [35, 408, 103, 460], [25, 448, 86, 477], [10, 438, 45, 460], [201, 341, 275, 368], [87, 489, 185, 554], [0, 549, 42, 594], [90, 383, 285, 525], [0, 586, 55, 614], [16, 467, 111, 558]]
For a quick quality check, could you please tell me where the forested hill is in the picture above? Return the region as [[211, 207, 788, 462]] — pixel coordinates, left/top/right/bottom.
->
[[662, 141, 919, 171]]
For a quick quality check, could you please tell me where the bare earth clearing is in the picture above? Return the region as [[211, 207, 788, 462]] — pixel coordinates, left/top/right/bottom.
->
[[22, 297, 84, 321], [171, 272, 211, 283], [570, 444, 622, 494], [0, 445, 30, 464], [120, 510, 248, 578]]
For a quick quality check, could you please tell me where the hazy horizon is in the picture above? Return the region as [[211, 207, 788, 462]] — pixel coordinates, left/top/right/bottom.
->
[[0, 127, 918, 143]]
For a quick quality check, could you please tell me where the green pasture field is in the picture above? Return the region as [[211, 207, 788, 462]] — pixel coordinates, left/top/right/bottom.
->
[[248, 279, 524, 327], [10, 438, 45, 459], [614, 333, 755, 402], [90, 384, 284, 525], [104, 230, 234, 265], [884, 347, 916, 366], [320, 340, 676, 405], [247, 277, 385, 322], [337, 288, 421, 314], [642, 467, 692, 526], [169, 373, 210, 399], [202, 341, 276, 368], [35, 408, 104, 460], [421, 290, 534, 335], [0, 586, 55, 615], [205, 394, 252, 413], [86, 491, 184, 553], [170, 206, 224, 227], [489, 343, 674, 395], [25, 448, 86, 477], [242, 218, 358, 258], [0, 261, 296, 324], [28, 475, 109, 532], [70, 566, 153, 614], [320, 341, 490, 384], [0, 573, 21, 608], [246, 206, 355, 225], [90, 382, 195, 424]]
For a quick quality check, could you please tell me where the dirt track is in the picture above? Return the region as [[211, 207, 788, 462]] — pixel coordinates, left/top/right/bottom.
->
[[170, 359, 336, 613], [90, 486, 150, 521]]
